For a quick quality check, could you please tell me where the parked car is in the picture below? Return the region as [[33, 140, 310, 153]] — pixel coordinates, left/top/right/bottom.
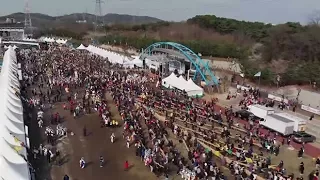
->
[[292, 132, 316, 143], [235, 110, 261, 121]]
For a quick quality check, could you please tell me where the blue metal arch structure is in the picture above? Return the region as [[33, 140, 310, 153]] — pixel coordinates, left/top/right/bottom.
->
[[142, 42, 219, 85]]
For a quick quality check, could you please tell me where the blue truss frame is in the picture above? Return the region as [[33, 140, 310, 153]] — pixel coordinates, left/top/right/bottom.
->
[[142, 41, 219, 85]]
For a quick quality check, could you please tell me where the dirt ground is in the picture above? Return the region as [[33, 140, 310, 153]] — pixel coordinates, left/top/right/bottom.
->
[[33, 90, 157, 180]]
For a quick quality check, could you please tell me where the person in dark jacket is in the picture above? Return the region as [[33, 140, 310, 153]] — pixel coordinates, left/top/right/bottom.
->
[[63, 175, 69, 180]]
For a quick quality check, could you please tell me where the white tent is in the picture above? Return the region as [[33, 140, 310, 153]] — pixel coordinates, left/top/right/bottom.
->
[[169, 75, 192, 92], [46, 38, 55, 43], [0, 125, 24, 148], [178, 76, 188, 84], [185, 79, 204, 97], [23, 38, 37, 42], [0, 47, 30, 180], [0, 156, 29, 180], [84, 45, 134, 64], [77, 44, 87, 50], [0, 138, 26, 164], [56, 39, 67, 44], [162, 73, 179, 88], [123, 57, 143, 68]]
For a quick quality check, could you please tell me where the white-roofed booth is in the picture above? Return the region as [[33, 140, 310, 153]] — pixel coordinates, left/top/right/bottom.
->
[[161, 73, 204, 97], [76, 44, 87, 50], [83, 45, 143, 66], [0, 46, 30, 180]]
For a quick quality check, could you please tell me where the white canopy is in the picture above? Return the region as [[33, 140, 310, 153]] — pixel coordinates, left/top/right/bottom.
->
[[123, 56, 143, 68], [0, 156, 29, 180], [172, 76, 189, 91], [162, 73, 179, 88], [162, 74, 203, 96], [0, 47, 30, 180], [56, 39, 67, 44], [42, 37, 56, 43], [23, 38, 37, 42], [77, 44, 87, 50], [185, 79, 204, 97], [85, 45, 133, 65]]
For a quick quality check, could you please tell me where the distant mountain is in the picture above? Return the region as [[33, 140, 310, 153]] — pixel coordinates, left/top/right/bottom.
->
[[0, 12, 163, 28]]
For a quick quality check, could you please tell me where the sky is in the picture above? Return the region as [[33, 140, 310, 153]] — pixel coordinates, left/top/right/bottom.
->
[[1, 0, 319, 24]]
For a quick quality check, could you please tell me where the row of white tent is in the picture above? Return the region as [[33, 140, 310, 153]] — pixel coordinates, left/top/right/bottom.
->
[[77, 44, 143, 68], [0, 46, 30, 180], [22, 38, 37, 42], [4, 45, 18, 50], [39, 37, 68, 44], [162, 73, 204, 97]]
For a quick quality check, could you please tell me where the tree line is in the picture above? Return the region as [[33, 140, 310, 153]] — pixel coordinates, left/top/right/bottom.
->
[[188, 15, 320, 86], [188, 15, 273, 41], [99, 35, 248, 59], [34, 28, 87, 40]]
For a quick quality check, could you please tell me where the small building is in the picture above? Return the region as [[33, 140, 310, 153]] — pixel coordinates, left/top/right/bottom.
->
[[0, 23, 25, 40], [5, 18, 16, 24]]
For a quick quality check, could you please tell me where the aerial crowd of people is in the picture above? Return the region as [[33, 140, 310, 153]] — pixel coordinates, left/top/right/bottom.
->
[[14, 44, 320, 180]]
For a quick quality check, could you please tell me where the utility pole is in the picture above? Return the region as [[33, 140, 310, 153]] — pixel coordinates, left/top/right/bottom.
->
[[95, 0, 104, 32], [24, 0, 33, 37]]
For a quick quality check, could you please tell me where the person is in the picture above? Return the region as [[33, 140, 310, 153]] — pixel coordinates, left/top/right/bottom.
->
[[63, 175, 69, 180], [99, 156, 104, 167], [298, 147, 304, 158], [316, 157, 320, 169], [126, 136, 130, 148], [310, 114, 314, 121], [299, 162, 304, 175], [124, 160, 129, 171], [80, 157, 86, 169], [83, 126, 87, 137], [110, 133, 115, 143]]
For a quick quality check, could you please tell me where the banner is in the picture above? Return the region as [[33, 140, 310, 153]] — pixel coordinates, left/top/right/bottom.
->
[[267, 94, 289, 104]]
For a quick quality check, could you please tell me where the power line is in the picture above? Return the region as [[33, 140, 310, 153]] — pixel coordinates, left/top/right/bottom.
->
[[24, 0, 33, 37], [95, 0, 104, 32]]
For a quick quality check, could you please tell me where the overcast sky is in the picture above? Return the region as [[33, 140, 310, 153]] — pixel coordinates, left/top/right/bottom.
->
[[1, 0, 319, 24]]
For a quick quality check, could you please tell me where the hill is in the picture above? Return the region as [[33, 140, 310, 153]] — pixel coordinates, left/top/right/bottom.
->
[[0, 12, 162, 27]]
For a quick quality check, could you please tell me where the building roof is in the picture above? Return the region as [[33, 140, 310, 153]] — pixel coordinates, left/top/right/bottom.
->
[[268, 114, 294, 123]]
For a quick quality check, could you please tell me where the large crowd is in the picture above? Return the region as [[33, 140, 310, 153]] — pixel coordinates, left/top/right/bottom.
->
[[15, 44, 320, 180]]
